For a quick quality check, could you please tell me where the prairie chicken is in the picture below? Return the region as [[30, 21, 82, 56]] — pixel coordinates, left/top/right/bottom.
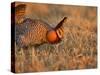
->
[[16, 17, 67, 48], [12, 3, 67, 72]]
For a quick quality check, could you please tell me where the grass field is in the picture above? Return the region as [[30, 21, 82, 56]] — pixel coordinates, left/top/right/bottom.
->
[[14, 2, 97, 73]]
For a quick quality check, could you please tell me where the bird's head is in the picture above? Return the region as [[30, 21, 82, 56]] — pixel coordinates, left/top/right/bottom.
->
[[46, 17, 67, 44]]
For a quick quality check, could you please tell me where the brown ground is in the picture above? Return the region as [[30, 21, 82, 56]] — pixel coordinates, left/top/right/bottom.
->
[[14, 2, 97, 73]]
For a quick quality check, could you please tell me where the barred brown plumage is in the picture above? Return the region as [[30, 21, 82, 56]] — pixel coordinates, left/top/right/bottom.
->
[[16, 17, 67, 48], [15, 4, 26, 24]]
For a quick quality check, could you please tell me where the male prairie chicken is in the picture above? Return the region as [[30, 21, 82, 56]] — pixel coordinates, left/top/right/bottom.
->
[[13, 4, 67, 48], [13, 4, 67, 72], [16, 17, 67, 48]]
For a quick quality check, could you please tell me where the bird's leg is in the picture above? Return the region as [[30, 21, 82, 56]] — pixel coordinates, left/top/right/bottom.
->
[[54, 43, 59, 55], [23, 47, 32, 72]]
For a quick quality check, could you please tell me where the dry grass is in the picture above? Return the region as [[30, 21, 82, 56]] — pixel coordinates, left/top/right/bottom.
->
[[14, 2, 97, 73]]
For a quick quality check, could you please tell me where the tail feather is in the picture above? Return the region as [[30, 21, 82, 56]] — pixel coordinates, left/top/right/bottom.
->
[[15, 4, 26, 13], [15, 4, 26, 24]]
